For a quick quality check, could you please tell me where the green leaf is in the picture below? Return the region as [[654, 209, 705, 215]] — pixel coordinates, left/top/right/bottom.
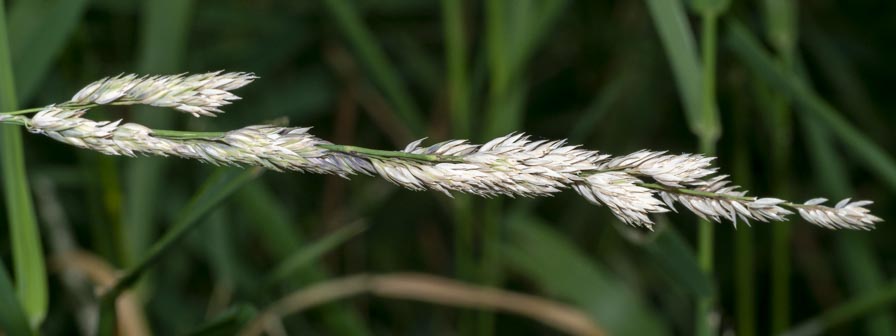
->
[[9, 0, 89, 102], [0, 260, 32, 336], [235, 182, 371, 336], [322, 0, 425, 135], [726, 20, 896, 191], [484, 0, 568, 137], [0, 1, 47, 328], [787, 282, 896, 336], [642, 225, 712, 299], [184, 304, 257, 336], [688, 0, 731, 16], [645, 0, 712, 141], [98, 168, 261, 336], [502, 212, 670, 336], [801, 109, 895, 336], [442, 0, 472, 137], [268, 221, 368, 284]]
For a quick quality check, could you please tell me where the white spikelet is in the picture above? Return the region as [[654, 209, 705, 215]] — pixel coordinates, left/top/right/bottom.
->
[[600, 150, 717, 187], [794, 198, 882, 230], [573, 172, 669, 229], [68, 71, 257, 117], [664, 176, 792, 224]]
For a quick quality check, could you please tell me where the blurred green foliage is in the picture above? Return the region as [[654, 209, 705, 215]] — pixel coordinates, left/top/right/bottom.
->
[[0, 0, 895, 335]]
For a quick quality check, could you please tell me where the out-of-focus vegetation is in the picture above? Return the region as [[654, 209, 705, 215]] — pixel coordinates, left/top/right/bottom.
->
[[0, 0, 895, 335]]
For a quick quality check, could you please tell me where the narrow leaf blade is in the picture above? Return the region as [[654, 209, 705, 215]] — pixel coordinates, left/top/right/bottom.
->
[[0, 0, 47, 328]]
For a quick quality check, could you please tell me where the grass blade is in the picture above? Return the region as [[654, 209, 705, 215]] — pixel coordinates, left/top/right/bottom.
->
[[267, 221, 368, 284], [111, 168, 261, 298], [186, 304, 257, 336], [801, 114, 896, 335], [725, 20, 896, 190], [729, 21, 896, 334], [0, 0, 47, 328], [786, 282, 896, 336], [98, 168, 260, 335], [644, 0, 704, 137], [322, 0, 425, 134], [9, 0, 89, 102], [646, 2, 724, 334], [502, 212, 670, 335], [442, 0, 471, 137], [758, 1, 797, 331], [642, 225, 712, 299], [125, 0, 195, 267], [235, 182, 371, 336], [484, 0, 568, 138], [0, 260, 32, 336]]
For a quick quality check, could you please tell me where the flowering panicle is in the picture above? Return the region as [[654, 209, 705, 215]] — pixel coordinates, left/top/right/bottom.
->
[[67, 71, 257, 117], [0, 72, 882, 231]]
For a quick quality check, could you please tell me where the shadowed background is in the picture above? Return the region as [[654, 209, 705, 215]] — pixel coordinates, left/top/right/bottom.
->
[[0, 0, 894, 335]]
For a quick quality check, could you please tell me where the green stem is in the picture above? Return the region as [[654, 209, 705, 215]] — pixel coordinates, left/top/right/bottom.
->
[[696, 10, 720, 336], [148, 129, 228, 139], [763, 1, 796, 332], [316, 144, 462, 162], [440, 4, 477, 334], [0, 107, 47, 115], [637, 183, 750, 202], [442, 0, 471, 138]]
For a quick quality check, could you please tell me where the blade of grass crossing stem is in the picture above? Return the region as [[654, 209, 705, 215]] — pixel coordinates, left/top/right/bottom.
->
[[485, 0, 509, 137], [760, 0, 796, 332], [267, 222, 368, 284], [732, 96, 756, 336], [9, 0, 88, 102], [186, 304, 257, 336], [322, 0, 425, 134], [725, 20, 896, 190], [501, 211, 670, 335], [126, 0, 194, 268], [695, 8, 721, 334], [102, 168, 261, 308], [235, 182, 370, 336], [481, 3, 568, 333], [648, 0, 725, 334], [0, 260, 32, 336], [0, 1, 47, 328], [689, 0, 727, 151], [97, 168, 260, 336], [481, 2, 510, 334], [441, 1, 477, 334], [801, 116, 895, 335]]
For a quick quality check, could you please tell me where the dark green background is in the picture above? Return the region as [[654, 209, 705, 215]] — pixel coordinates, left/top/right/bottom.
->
[[0, 0, 894, 335]]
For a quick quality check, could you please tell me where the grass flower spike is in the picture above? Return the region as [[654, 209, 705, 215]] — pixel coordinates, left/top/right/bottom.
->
[[0, 72, 883, 231], [66, 71, 257, 117]]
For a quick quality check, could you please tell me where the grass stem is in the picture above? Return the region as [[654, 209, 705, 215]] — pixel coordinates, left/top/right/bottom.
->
[[696, 9, 720, 336]]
